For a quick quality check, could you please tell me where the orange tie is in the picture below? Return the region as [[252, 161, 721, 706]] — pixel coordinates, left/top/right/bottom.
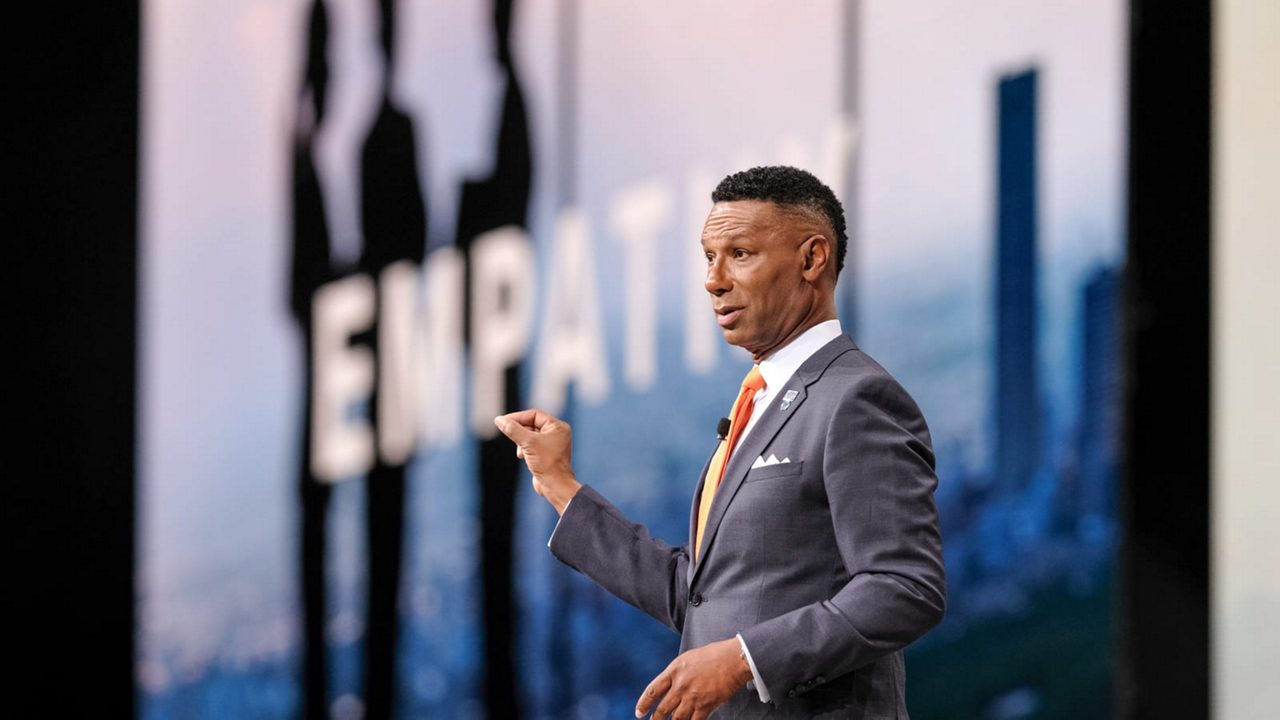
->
[[695, 366, 766, 560]]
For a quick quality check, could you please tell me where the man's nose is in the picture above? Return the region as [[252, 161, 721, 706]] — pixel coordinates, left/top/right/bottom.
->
[[705, 259, 731, 296]]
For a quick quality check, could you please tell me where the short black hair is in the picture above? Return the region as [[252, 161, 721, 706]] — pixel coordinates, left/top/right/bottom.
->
[[711, 165, 848, 275]]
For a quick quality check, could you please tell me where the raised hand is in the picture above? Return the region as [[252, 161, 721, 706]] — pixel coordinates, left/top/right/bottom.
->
[[494, 409, 582, 514]]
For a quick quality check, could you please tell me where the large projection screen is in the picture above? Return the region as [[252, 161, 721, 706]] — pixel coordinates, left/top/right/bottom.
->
[[138, 1, 1128, 717]]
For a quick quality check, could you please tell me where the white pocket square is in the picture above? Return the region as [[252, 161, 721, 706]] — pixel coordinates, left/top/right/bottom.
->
[[751, 453, 791, 469]]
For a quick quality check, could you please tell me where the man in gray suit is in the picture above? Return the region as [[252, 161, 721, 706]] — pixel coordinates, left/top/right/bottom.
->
[[496, 166, 945, 718]]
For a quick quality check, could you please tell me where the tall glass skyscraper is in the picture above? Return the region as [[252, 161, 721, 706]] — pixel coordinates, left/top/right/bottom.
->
[[994, 69, 1040, 493]]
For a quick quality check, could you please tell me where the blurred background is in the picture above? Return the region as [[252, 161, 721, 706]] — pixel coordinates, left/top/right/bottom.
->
[[14, 0, 1276, 719]]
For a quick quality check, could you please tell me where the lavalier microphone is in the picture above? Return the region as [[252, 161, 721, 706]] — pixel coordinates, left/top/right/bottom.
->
[[716, 418, 730, 440]]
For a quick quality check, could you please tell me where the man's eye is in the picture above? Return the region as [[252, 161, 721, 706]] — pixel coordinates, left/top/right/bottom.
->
[[734, 249, 749, 259]]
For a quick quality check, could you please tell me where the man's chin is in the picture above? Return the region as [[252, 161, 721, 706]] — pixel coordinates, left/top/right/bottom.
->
[[718, 327, 750, 350]]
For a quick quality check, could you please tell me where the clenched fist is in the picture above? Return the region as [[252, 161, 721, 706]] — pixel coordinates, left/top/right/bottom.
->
[[494, 409, 581, 514]]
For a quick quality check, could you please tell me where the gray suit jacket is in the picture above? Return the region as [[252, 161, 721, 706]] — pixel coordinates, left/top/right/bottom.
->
[[549, 334, 946, 718]]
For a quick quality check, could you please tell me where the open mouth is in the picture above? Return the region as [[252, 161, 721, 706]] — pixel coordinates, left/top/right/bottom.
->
[[716, 306, 744, 327]]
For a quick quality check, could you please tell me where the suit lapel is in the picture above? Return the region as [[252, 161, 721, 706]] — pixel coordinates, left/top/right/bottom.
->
[[687, 445, 717, 584], [691, 380, 807, 579], [691, 334, 858, 583]]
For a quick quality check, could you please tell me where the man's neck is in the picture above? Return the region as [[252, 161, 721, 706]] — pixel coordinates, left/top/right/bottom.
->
[[751, 309, 839, 363]]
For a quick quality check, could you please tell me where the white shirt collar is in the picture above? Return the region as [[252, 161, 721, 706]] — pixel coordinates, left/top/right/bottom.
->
[[756, 319, 843, 397]]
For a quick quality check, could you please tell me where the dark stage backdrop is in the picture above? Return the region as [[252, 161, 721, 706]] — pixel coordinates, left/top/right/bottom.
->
[[136, 1, 1127, 718]]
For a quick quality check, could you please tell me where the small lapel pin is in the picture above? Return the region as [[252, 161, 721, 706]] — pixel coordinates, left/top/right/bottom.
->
[[779, 390, 798, 410]]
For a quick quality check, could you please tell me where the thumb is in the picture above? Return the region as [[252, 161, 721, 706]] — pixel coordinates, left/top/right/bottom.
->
[[494, 415, 535, 446]]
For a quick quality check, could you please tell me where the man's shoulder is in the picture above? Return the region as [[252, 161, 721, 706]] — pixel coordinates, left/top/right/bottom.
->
[[807, 339, 926, 417], [810, 337, 900, 387]]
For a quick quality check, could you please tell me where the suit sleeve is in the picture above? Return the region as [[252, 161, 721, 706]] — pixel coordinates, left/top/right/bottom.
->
[[548, 484, 691, 634], [737, 373, 947, 699]]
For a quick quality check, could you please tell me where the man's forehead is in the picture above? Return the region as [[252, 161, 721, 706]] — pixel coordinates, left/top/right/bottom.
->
[[701, 200, 780, 235]]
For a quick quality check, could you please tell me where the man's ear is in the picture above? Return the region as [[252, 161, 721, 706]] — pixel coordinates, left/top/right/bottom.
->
[[801, 234, 832, 280]]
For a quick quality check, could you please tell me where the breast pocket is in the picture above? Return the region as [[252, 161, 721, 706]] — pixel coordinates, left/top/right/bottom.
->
[[743, 460, 804, 482]]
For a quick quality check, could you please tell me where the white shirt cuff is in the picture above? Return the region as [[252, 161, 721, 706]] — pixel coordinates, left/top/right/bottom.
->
[[546, 497, 574, 548], [736, 633, 771, 703]]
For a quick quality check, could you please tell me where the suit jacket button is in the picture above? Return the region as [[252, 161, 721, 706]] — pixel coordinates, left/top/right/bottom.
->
[[689, 592, 703, 606], [787, 689, 797, 699]]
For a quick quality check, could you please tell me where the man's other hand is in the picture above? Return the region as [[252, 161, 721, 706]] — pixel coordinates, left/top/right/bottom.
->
[[494, 409, 581, 515], [635, 638, 753, 719]]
